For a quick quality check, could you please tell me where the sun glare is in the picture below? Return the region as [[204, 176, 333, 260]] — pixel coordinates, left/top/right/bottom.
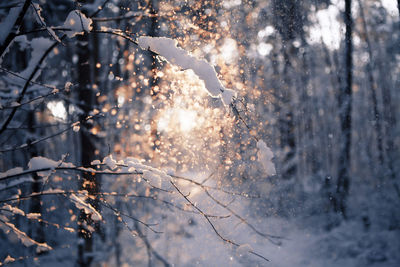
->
[[178, 108, 197, 132], [47, 101, 67, 120], [157, 108, 198, 133]]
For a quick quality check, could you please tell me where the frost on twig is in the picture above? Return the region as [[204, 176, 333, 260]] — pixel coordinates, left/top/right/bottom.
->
[[138, 36, 236, 105]]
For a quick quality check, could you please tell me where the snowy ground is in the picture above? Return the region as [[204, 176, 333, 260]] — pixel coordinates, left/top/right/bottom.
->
[[150, 214, 400, 267], [8, 211, 399, 267]]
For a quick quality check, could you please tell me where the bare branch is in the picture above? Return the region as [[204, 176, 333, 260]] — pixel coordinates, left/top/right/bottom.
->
[[170, 181, 269, 262], [133, 220, 171, 267], [0, 0, 31, 57], [0, 38, 61, 136], [99, 200, 162, 234], [92, 11, 155, 22], [204, 189, 286, 245], [0, 110, 102, 153], [171, 174, 260, 198]]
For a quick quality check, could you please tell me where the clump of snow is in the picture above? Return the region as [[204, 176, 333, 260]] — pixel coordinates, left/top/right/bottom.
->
[[28, 156, 74, 170], [63, 10, 93, 38], [257, 140, 276, 176], [143, 170, 162, 188], [3, 255, 15, 264], [27, 157, 75, 177], [221, 89, 236, 106], [26, 213, 41, 219], [138, 36, 236, 105], [91, 159, 101, 165], [70, 193, 102, 222], [0, 167, 23, 179], [1, 204, 25, 216], [121, 157, 171, 188], [102, 155, 117, 170], [64, 81, 73, 91], [28, 157, 59, 170], [72, 124, 80, 132], [0, 221, 52, 251]]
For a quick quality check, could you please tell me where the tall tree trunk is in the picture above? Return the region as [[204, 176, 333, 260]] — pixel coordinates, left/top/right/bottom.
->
[[149, 0, 161, 157], [27, 99, 45, 252], [272, 0, 304, 179], [335, 0, 353, 219], [357, 0, 384, 168], [397, 0, 400, 18], [76, 19, 101, 267]]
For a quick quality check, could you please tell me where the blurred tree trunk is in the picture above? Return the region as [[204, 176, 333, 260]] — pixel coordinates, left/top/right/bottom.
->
[[27, 113, 45, 247], [358, 0, 385, 182], [272, 0, 304, 179], [335, 0, 353, 219], [25, 29, 45, 249], [357, 0, 384, 168], [397, 0, 400, 17], [76, 13, 101, 267], [149, 0, 161, 157]]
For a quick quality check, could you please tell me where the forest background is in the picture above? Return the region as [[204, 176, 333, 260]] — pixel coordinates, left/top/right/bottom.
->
[[0, 0, 399, 266]]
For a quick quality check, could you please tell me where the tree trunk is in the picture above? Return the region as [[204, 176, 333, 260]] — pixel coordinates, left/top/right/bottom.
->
[[149, 0, 161, 157], [27, 98, 45, 253], [76, 20, 101, 267], [335, 0, 353, 219], [272, 0, 304, 179], [357, 0, 384, 169]]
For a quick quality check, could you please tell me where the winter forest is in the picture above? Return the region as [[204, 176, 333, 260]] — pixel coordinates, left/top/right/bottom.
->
[[0, 0, 399, 266]]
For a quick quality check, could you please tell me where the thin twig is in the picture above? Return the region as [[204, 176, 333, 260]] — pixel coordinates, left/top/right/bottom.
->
[[0, 66, 67, 91], [0, 38, 61, 136], [171, 174, 260, 198], [0, 0, 31, 57], [133, 220, 171, 267], [170, 181, 269, 262], [99, 199, 162, 233], [204, 189, 286, 245]]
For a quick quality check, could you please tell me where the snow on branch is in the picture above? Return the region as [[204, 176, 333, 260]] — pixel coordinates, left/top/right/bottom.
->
[[30, 2, 62, 43], [28, 156, 74, 177], [0, 167, 33, 191], [138, 36, 236, 105], [63, 10, 93, 38], [7, 36, 54, 81], [0, 219, 52, 253], [0, 155, 260, 198], [70, 193, 102, 222], [257, 140, 276, 176]]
